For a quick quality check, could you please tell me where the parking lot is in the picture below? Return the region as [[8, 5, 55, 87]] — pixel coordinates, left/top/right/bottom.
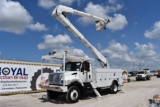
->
[[0, 76, 160, 107]]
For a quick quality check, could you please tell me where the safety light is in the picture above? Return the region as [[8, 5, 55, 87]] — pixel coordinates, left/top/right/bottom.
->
[[64, 50, 67, 54], [48, 51, 56, 55]]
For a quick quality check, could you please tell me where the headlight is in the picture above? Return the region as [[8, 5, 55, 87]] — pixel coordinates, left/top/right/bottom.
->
[[64, 80, 70, 85], [60, 80, 70, 85]]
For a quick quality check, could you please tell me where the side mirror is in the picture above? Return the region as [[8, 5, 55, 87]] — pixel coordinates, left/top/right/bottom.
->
[[81, 67, 84, 72]]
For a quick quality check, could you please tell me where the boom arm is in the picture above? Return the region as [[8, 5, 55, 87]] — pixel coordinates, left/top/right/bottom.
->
[[52, 5, 110, 68]]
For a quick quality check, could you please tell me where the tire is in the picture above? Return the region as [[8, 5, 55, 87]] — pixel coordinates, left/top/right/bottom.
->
[[47, 90, 59, 99], [146, 76, 151, 80], [110, 82, 118, 94], [127, 78, 130, 82], [65, 86, 80, 103]]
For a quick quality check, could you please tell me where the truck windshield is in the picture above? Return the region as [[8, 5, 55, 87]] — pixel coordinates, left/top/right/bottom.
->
[[65, 62, 81, 71], [138, 71, 144, 74]]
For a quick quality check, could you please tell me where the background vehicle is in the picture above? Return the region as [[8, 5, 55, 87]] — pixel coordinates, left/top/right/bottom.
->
[[40, 5, 124, 103], [150, 70, 158, 76], [136, 69, 151, 81], [129, 71, 137, 76], [157, 70, 160, 78]]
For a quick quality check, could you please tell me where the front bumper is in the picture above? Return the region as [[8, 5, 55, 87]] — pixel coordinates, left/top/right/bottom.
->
[[39, 84, 68, 92], [136, 77, 146, 80]]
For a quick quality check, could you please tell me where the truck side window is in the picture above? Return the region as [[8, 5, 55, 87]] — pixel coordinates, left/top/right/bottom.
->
[[82, 61, 90, 72]]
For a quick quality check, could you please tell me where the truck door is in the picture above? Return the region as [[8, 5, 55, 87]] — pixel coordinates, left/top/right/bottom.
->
[[79, 61, 92, 83]]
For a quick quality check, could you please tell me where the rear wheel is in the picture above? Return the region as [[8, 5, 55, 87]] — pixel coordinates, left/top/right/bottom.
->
[[65, 86, 80, 103], [47, 90, 59, 99], [136, 78, 139, 81], [110, 82, 118, 94]]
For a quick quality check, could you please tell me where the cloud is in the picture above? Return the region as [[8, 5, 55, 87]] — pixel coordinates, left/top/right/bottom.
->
[[68, 48, 87, 57], [38, 34, 88, 57], [27, 22, 47, 31], [99, 40, 160, 70], [108, 0, 117, 4], [38, 34, 72, 50], [77, 2, 127, 31], [144, 21, 160, 39], [38, 0, 80, 9], [121, 34, 126, 38], [106, 4, 123, 14], [0, 0, 32, 34], [38, 0, 56, 9], [101, 40, 128, 53], [135, 42, 157, 58], [51, 24, 61, 32], [107, 14, 128, 31], [0, 0, 47, 34], [101, 40, 132, 62], [97, 43, 102, 50], [134, 42, 160, 69], [77, 2, 107, 25], [83, 2, 108, 17], [109, 0, 117, 4], [100, 40, 136, 70], [59, 0, 75, 5]]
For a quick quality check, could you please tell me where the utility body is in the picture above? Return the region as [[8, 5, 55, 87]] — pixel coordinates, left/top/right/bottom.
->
[[40, 5, 124, 103]]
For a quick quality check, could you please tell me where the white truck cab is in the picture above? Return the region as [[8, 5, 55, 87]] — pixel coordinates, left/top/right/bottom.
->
[[136, 69, 151, 81]]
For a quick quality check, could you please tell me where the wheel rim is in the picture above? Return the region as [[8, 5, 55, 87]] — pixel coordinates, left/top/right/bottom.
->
[[113, 84, 118, 92], [70, 89, 78, 100]]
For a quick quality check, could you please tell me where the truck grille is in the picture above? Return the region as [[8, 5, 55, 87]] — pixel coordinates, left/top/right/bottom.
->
[[137, 75, 142, 77], [48, 73, 62, 85]]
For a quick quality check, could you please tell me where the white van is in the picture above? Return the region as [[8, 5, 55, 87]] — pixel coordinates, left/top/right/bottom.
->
[[136, 69, 151, 81]]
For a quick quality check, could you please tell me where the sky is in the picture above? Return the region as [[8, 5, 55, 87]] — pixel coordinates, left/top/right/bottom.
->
[[0, 0, 160, 71]]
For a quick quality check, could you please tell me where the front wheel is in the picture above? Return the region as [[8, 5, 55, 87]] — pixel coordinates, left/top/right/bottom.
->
[[65, 86, 80, 103], [146, 76, 151, 80], [110, 82, 118, 94]]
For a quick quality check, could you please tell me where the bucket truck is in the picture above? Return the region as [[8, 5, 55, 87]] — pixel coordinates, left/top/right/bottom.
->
[[40, 5, 124, 103]]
